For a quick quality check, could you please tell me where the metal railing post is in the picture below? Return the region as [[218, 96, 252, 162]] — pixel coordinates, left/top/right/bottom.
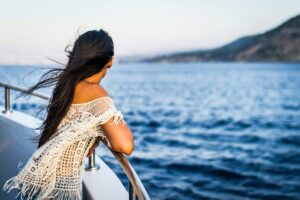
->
[[85, 149, 100, 171], [3, 86, 12, 114], [0, 82, 49, 114]]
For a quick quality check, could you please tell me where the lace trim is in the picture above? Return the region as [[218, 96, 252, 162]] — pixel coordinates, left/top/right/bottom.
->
[[70, 96, 111, 106], [3, 176, 82, 200], [110, 110, 126, 125]]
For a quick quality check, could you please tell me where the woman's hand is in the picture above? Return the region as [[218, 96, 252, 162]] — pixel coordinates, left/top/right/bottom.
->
[[87, 136, 102, 157]]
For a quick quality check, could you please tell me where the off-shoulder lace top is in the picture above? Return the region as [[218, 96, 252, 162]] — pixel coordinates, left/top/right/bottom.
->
[[3, 96, 127, 200]]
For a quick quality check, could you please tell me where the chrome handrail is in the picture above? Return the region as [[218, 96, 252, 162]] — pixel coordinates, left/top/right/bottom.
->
[[111, 151, 150, 200], [0, 82, 49, 113], [0, 81, 150, 200]]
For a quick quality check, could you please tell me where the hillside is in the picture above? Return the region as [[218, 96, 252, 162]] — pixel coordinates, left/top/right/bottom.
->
[[135, 15, 300, 63]]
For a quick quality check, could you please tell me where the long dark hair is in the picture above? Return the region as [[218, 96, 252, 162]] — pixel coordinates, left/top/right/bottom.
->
[[17, 29, 114, 148]]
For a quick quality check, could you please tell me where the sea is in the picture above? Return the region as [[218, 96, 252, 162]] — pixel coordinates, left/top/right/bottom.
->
[[0, 62, 300, 200]]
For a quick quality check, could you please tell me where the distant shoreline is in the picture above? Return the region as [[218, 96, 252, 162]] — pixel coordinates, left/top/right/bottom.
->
[[120, 14, 300, 64]]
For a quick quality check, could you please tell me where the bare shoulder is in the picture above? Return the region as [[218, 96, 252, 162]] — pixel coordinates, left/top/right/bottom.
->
[[73, 84, 110, 103], [89, 84, 110, 98]]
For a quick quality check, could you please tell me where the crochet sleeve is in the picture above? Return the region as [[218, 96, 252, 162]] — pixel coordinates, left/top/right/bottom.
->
[[91, 96, 127, 126], [87, 96, 127, 149]]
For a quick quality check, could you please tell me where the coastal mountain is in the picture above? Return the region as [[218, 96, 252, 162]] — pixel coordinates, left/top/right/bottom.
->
[[128, 15, 300, 63]]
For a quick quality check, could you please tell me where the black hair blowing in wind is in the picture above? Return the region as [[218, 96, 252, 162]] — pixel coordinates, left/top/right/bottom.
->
[[17, 29, 114, 148]]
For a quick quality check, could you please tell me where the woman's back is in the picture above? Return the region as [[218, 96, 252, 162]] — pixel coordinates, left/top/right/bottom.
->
[[3, 95, 126, 200]]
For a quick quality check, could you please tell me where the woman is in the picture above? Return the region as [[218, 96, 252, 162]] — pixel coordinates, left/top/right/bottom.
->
[[2, 29, 134, 199]]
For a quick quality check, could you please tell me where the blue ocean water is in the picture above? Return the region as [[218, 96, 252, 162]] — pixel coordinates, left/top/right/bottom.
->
[[0, 62, 300, 200]]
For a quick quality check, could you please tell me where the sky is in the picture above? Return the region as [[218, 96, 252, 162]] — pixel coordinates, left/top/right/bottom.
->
[[0, 0, 299, 65]]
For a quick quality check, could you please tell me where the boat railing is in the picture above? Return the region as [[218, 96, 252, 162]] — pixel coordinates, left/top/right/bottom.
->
[[0, 81, 150, 200]]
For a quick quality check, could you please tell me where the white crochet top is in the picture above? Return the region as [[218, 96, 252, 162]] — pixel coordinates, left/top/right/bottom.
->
[[2, 96, 127, 200]]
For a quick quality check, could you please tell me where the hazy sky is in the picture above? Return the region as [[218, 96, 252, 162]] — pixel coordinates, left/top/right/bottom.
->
[[0, 0, 299, 64]]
